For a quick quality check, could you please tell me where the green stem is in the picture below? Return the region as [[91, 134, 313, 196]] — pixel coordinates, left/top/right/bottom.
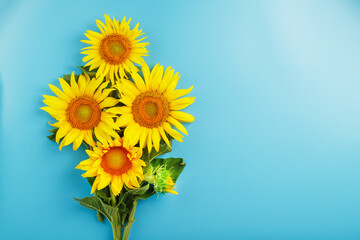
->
[[111, 194, 116, 207], [122, 200, 138, 240], [111, 212, 122, 240], [109, 186, 122, 240]]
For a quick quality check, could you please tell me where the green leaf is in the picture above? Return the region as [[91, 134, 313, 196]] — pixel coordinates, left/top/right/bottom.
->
[[96, 188, 111, 202], [74, 196, 118, 223], [135, 186, 156, 200], [87, 178, 112, 203], [151, 158, 186, 182], [63, 74, 71, 83], [77, 65, 97, 77], [63, 74, 79, 83], [142, 140, 172, 163], [128, 183, 150, 196]]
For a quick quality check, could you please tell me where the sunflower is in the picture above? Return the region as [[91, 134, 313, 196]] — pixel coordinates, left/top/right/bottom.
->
[[76, 137, 145, 196], [110, 63, 195, 152], [81, 14, 149, 84], [41, 72, 119, 151], [152, 167, 178, 195]]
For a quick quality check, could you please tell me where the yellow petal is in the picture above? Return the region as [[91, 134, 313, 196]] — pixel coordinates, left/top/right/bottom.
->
[[98, 121, 116, 136], [147, 128, 153, 152], [165, 86, 193, 102], [59, 128, 81, 150], [48, 84, 71, 103], [158, 66, 174, 93], [73, 131, 85, 150], [96, 88, 115, 103], [56, 122, 72, 143], [122, 174, 130, 187], [166, 72, 180, 92], [142, 63, 151, 90], [151, 127, 160, 152], [130, 123, 142, 146], [98, 174, 112, 190], [40, 107, 66, 119], [91, 177, 101, 194], [86, 77, 103, 96], [162, 122, 183, 142], [150, 64, 163, 90], [101, 113, 119, 130], [165, 189, 178, 195], [158, 127, 171, 147], [43, 95, 68, 110], [139, 127, 148, 149], [170, 97, 196, 110], [106, 106, 131, 115], [94, 82, 109, 99], [70, 72, 80, 96], [100, 97, 119, 108], [78, 75, 87, 95], [83, 130, 95, 146], [111, 176, 124, 196], [122, 79, 140, 97], [131, 71, 146, 92], [127, 170, 140, 188], [115, 114, 133, 127], [59, 78, 76, 98], [170, 111, 195, 123], [94, 127, 109, 144], [167, 116, 188, 135], [75, 159, 95, 170]]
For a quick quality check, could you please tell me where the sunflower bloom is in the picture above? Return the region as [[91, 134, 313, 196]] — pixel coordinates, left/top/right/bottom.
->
[[81, 14, 149, 84], [41, 72, 119, 150], [111, 63, 195, 152], [76, 137, 145, 196], [148, 166, 178, 195]]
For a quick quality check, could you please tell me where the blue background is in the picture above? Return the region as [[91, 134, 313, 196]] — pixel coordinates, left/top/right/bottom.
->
[[1, 0, 360, 239]]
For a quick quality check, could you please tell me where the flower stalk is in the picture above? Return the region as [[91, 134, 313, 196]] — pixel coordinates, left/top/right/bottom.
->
[[111, 212, 122, 240], [122, 200, 138, 240]]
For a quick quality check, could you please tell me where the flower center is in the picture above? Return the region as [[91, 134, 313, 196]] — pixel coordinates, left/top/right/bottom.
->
[[100, 34, 131, 64], [131, 91, 169, 128], [67, 97, 101, 130], [101, 147, 132, 175], [76, 105, 93, 123]]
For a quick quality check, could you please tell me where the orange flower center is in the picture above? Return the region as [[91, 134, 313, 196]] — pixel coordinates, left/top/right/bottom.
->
[[101, 147, 132, 175], [67, 97, 101, 130], [131, 91, 169, 128], [100, 34, 131, 64]]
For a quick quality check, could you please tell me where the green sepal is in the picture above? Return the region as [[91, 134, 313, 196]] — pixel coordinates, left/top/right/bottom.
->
[[87, 177, 95, 185], [150, 158, 186, 182], [47, 128, 58, 141], [74, 196, 119, 224]]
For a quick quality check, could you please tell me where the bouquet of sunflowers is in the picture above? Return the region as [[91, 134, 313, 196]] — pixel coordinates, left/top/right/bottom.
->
[[41, 15, 195, 240]]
